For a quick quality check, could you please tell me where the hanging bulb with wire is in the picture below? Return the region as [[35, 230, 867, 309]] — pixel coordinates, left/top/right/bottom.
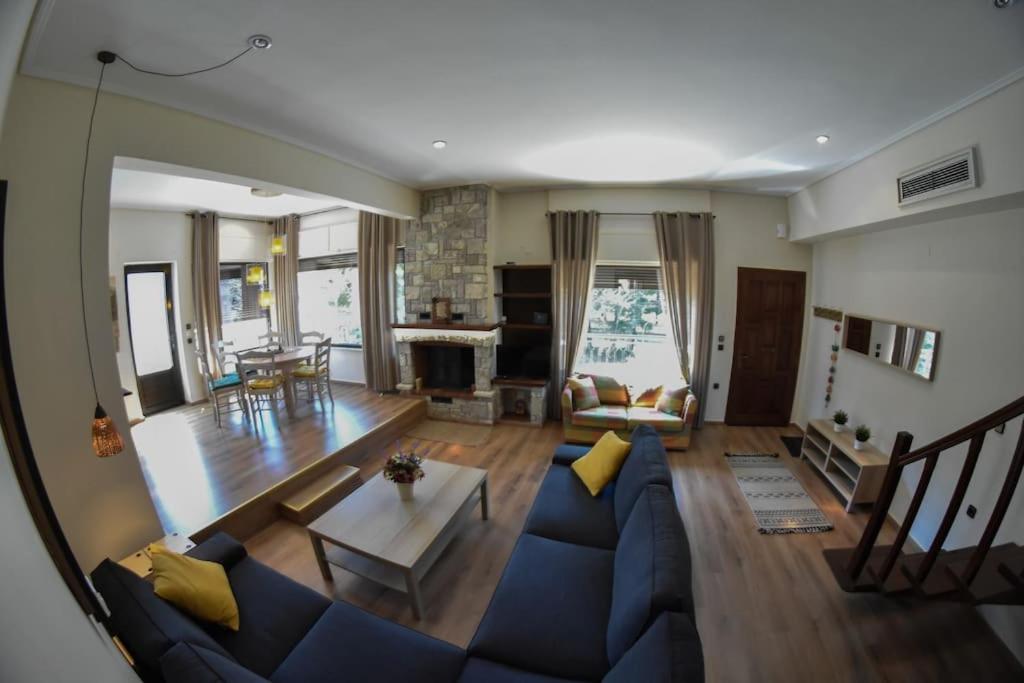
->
[[91, 404, 123, 457]]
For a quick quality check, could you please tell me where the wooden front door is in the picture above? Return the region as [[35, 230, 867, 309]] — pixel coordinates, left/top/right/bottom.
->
[[124, 263, 185, 415], [725, 267, 806, 426]]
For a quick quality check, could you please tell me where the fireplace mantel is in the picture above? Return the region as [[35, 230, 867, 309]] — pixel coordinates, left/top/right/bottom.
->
[[391, 322, 502, 331]]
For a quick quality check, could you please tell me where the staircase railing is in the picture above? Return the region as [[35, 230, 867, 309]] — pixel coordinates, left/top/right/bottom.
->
[[830, 395, 1024, 595]]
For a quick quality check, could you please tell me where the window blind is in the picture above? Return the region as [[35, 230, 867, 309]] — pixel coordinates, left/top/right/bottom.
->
[[593, 264, 661, 290], [219, 262, 268, 323], [299, 251, 358, 272]]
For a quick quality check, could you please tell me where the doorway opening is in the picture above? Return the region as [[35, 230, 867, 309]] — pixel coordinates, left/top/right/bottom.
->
[[124, 263, 186, 415]]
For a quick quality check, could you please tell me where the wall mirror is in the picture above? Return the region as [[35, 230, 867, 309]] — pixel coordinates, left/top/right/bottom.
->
[[843, 314, 940, 381]]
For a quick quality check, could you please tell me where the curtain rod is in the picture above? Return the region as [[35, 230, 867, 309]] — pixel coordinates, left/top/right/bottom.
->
[[184, 210, 272, 224], [296, 204, 352, 219], [546, 211, 715, 218]]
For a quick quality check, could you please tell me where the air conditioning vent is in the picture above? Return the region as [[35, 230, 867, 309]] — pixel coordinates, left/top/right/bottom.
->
[[897, 147, 977, 206]]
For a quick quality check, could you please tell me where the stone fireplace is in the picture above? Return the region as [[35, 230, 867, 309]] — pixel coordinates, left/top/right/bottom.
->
[[394, 327, 498, 424]]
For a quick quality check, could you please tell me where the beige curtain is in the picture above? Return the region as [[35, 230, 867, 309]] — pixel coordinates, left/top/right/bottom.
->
[[358, 211, 400, 392], [191, 211, 223, 377], [272, 214, 301, 347], [654, 212, 714, 428], [549, 210, 600, 418]]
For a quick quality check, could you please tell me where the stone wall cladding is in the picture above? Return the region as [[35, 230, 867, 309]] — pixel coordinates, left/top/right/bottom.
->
[[405, 184, 490, 324]]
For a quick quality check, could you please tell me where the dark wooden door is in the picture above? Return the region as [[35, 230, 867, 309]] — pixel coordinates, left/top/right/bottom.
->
[[124, 263, 185, 415], [725, 267, 806, 426]]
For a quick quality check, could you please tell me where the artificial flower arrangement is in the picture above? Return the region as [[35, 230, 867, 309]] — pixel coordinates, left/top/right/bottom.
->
[[383, 443, 425, 499]]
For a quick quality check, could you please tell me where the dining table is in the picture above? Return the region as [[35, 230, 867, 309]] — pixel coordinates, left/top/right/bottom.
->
[[241, 346, 314, 418]]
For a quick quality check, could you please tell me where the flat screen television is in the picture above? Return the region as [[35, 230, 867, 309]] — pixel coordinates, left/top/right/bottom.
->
[[496, 344, 550, 379]]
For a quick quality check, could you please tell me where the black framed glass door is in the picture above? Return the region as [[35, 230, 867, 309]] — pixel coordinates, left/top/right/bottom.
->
[[124, 263, 185, 415]]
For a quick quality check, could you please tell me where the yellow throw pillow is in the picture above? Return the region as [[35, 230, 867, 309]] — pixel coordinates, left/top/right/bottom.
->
[[571, 431, 632, 496], [151, 547, 240, 631]]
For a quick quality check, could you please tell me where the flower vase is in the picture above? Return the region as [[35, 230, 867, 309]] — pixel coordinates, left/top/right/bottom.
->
[[853, 439, 865, 451], [397, 482, 415, 501], [833, 422, 843, 433]]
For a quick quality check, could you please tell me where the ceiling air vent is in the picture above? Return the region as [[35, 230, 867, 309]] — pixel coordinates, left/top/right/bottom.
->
[[897, 147, 977, 206]]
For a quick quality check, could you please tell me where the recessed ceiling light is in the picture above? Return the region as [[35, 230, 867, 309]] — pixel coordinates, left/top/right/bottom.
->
[[250, 187, 282, 198], [816, 135, 830, 144], [432, 140, 448, 150], [248, 35, 273, 50]]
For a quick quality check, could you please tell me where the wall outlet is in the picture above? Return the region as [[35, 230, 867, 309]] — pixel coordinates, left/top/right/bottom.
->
[[713, 383, 720, 390], [966, 504, 977, 519]]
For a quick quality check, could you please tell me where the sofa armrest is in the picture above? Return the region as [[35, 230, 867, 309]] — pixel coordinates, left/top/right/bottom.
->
[[186, 532, 248, 570], [681, 393, 698, 425], [561, 385, 575, 424]]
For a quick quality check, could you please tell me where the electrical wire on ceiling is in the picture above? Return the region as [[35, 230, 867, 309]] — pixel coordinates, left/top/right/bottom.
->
[[79, 36, 272, 456]]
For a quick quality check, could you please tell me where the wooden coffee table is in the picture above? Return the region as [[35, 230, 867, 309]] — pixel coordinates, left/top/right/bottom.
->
[[307, 459, 488, 619]]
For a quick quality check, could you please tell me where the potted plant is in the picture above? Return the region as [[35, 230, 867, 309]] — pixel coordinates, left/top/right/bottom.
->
[[383, 447, 425, 501], [832, 410, 848, 432], [853, 425, 871, 451]]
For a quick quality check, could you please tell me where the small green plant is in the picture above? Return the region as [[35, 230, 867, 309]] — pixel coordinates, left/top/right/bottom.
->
[[833, 410, 848, 425], [831, 344, 840, 353], [854, 425, 871, 442]]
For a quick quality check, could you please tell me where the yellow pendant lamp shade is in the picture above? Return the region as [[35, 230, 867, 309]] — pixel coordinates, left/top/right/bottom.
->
[[258, 290, 275, 308], [245, 264, 265, 284], [270, 235, 286, 255], [92, 403, 124, 457]]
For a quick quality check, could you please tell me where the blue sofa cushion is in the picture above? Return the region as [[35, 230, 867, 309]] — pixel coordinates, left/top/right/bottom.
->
[[469, 533, 615, 681], [204, 557, 331, 678], [551, 443, 591, 467], [270, 601, 465, 683], [91, 559, 235, 681], [603, 612, 704, 683], [607, 484, 691, 663], [523, 464, 619, 550], [458, 657, 588, 683], [160, 642, 269, 683], [613, 425, 673, 531]]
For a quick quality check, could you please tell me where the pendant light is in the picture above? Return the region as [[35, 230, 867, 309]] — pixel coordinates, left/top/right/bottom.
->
[[270, 234, 286, 255], [245, 263, 265, 284], [81, 55, 124, 457], [258, 290, 275, 308]]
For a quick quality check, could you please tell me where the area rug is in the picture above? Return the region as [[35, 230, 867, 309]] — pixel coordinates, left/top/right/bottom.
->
[[780, 435, 803, 458], [405, 420, 492, 447], [724, 452, 833, 534]]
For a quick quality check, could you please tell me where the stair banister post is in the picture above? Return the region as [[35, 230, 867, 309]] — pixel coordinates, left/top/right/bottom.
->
[[845, 431, 914, 582]]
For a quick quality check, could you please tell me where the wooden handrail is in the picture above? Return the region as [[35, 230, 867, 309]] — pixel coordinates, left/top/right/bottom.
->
[[840, 394, 1024, 588], [898, 395, 1024, 467]]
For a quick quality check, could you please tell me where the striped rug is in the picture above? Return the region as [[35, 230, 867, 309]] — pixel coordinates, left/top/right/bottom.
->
[[724, 452, 833, 535]]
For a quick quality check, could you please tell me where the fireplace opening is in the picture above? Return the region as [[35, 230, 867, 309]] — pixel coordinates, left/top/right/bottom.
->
[[412, 343, 475, 392]]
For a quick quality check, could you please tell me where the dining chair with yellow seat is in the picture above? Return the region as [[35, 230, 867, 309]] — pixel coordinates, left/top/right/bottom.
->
[[293, 338, 333, 409], [237, 350, 287, 421]]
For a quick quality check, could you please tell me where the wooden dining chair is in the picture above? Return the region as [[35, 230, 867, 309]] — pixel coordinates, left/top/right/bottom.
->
[[196, 350, 249, 427], [237, 350, 287, 421], [300, 331, 325, 344], [293, 338, 333, 409], [258, 330, 283, 348]]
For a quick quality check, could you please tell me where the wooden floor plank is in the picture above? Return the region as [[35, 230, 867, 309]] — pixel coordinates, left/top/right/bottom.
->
[[131, 384, 423, 534], [244, 422, 1023, 681]]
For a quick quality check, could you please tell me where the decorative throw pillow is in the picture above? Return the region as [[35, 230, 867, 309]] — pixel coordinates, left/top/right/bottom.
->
[[567, 375, 601, 411], [581, 374, 630, 406], [151, 547, 240, 631], [655, 386, 690, 416], [572, 431, 632, 496], [632, 385, 663, 407]]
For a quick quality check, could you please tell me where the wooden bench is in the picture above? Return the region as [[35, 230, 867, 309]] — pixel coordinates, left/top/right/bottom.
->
[[279, 464, 361, 525]]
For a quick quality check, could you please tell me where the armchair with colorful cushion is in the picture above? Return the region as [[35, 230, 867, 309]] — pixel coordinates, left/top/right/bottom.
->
[[562, 374, 697, 450]]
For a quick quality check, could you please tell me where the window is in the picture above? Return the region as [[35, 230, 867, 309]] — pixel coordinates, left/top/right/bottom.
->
[[574, 264, 682, 389], [298, 253, 362, 347], [219, 262, 270, 350]]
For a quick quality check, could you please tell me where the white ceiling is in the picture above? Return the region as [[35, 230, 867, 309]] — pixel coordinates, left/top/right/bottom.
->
[[22, 0, 1024, 194], [109, 165, 342, 217]]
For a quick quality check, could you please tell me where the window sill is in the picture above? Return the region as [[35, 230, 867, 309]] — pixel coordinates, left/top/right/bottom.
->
[[332, 344, 363, 350]]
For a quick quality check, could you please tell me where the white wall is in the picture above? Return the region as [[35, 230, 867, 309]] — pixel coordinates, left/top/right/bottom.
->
[[706, 192, 812, 423], [0, 74, 418, 574], [789, 77, 1024, 242], [494, 188, 812, 422], [1, 9, 151, 679], [109, 209, 205, 421]]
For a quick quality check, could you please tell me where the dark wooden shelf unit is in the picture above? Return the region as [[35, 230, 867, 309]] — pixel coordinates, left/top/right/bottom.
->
[[494, 264, 552, 384]]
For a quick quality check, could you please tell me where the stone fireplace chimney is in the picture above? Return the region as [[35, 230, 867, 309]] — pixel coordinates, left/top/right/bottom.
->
[[403, 184, 493, 324]]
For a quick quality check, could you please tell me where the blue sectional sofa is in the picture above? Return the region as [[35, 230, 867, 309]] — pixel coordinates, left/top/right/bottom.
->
[[90, 425, 703, 682]]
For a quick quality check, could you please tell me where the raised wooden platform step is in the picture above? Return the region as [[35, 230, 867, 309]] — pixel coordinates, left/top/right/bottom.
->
[[280, 464, 361, 525]]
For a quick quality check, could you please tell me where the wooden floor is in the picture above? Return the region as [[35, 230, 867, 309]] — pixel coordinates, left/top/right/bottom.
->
[[246, 422, 1023, 682], [131, 384, 423, 535]]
